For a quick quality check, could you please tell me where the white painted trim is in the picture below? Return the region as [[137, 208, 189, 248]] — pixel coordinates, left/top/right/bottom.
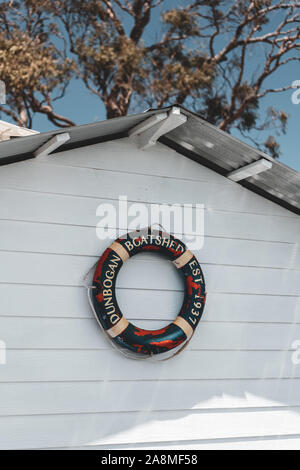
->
[[0, 120, 39, 141], [34, 133, 70, 158], [129, 107, 187, 150], [227, 158, 272, 182]]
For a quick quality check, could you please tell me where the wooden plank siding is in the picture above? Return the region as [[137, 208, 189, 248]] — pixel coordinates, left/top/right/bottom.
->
[[0, 137, 299, 449]]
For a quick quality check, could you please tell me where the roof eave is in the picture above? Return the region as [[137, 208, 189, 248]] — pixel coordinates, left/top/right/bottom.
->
[[0, 105, 299, 215]]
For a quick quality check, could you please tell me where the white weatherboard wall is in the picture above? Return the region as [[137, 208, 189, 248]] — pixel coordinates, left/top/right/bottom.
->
[[0, 136, 300, 450]]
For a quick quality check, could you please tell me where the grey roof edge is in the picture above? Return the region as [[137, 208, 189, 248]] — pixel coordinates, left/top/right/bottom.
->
[[0, 109, 163, 162], [0, 105, 299, 216]]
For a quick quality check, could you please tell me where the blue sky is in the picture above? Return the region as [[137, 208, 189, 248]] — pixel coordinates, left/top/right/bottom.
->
[[2, 1, 300, 172]]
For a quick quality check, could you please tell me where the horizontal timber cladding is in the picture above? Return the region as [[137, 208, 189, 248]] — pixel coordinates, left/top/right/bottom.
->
[[0, 136, 299, 449], [1, 284, 299, 323], [0, 251, 298, 295], [0, 220, 299, 269], [2, 407, 300, 449], [0, 189, 299, 243], [39, 139, 226, 182], [0, 159, 296, 217], [0, 349, 299, 382], [1, 378, 300, 416], [44, 434, 300, 450], [1, 316, 300, 350]]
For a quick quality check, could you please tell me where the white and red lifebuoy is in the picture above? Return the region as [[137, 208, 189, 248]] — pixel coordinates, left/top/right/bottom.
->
[[91, 228, 206, 358]]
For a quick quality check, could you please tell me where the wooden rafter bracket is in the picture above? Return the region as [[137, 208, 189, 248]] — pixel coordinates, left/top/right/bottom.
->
[[129, 107, 187, 150], [34, 133, 70, 158], [227, 158, 273, 182]]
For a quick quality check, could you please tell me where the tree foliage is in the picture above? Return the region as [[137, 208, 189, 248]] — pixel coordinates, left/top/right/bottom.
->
[[0, 0, 74, 127], [1, 0, 300, 157]]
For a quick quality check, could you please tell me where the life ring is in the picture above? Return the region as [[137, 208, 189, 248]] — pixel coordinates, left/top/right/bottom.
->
[[91, 228, 206, 358]]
